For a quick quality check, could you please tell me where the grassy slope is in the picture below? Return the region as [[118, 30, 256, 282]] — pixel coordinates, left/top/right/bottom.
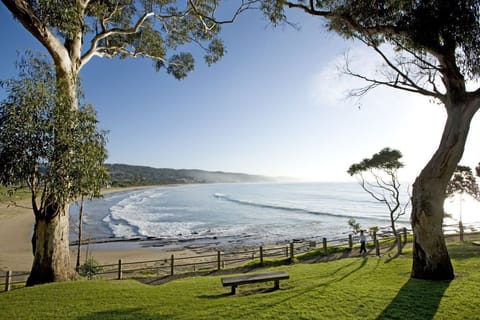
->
[[1, 243, 480, 320]]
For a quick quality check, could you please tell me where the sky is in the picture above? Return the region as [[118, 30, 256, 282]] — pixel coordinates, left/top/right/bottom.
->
[[1, 5, 479, 183]]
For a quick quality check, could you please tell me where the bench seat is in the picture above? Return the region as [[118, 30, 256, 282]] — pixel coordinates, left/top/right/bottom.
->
[[221, 271, 289, 295]]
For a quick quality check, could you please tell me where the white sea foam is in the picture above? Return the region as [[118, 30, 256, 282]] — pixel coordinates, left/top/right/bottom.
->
[[75, 182, 442, 246]]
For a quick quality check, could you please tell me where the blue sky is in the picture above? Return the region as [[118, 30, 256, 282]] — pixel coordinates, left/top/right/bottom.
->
[[1, 5, 479, 182]]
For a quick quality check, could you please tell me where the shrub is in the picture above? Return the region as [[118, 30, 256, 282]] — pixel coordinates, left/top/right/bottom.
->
[[79, 258, 103, 279]]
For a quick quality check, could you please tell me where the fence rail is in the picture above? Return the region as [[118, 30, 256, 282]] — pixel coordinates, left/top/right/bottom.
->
[[2, 222, 480, 292], [0, 271, 29, 292]]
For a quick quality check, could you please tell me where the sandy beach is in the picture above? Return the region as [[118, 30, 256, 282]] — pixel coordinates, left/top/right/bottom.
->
[[0, 200, 36, 271], [0, 187, 196, 272]]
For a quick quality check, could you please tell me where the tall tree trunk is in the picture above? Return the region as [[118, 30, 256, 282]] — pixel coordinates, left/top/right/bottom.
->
[[390, 214, 398, 238], [411, 98, 478, 280], [27, 204, 76, 286], [2, 0, 84, 285], [27, 66, 80, 286]]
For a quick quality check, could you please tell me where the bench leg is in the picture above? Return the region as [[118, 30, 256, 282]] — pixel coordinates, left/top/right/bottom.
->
[[230, 285, 237, 295], [274, 280, 280, 290]]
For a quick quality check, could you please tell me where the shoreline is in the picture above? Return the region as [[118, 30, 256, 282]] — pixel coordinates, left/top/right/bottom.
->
[[1, 185, 288, 272], [0, 186, 181, 272]]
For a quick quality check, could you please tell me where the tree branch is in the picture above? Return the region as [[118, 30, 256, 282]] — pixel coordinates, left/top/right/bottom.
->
[[343, 44, 445, 102], [188, 0, 258, 30], [81, 12, 155, 68], [1, 0, 70, 68], [284, 1, 333, 18]]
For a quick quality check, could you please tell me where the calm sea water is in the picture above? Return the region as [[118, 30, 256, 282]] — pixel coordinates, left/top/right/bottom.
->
[[70, 182, 416, 249]]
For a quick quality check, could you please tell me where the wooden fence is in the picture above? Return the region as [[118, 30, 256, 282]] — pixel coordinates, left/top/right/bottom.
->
[[2, 222, 479, 292], [0, 271, 29, 292]]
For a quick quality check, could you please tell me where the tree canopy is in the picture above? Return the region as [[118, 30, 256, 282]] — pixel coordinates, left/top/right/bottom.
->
[[446, 165, 480, 200], [347, 148, 404, 175], [348, 147, 408, 236], [260, 1, 480, 111], [1, 0, 250, 80], [0, 52, 109, 216]]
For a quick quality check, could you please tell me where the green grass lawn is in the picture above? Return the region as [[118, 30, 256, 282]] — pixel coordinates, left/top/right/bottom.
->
[[1, 243, 480, 319], [0, 186, 30, 203]]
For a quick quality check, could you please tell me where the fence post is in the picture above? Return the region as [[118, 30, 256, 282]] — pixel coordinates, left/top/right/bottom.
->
[[5, 270, 12, 292], [373, 231, 377, 244], [260, 246, 264, 266], [403, 227, 408, 244], [348, 234, 353, 248], [170, 254, 175, 276], [375, 239, 380, 256], [459, 221, 464, 242], [117, 259, 123, 280], [396, 234, 402, 255], [290, 242, 294, 262], [322, 237, 328, 255], [217, 251, 221, 271], [285, 246, 289, 258]]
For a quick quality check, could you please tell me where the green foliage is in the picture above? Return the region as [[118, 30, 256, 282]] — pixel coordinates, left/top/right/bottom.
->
[[347, 147, 408, 236], [78, 258, 104, 279], [268, 1, 480, 79], [163, 52, 195, 80], [260, 0, 287, 26], [105, 163, 271, 187], [347, 148, 403, 176], [369, 226, 379, 236], [0, 53, 56, 187], [0, 52, 109, 212], [7, 0, 232, 80], [2, 243, 479, 319], [447, 165, 480, 199], [347, 218, 361, 234], [31, 0, 83, 39], [0, 186, 30, 203]]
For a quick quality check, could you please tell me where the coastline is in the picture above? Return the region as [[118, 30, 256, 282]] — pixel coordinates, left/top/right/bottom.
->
[[0, 186, 184, 272], [0, 183, 421, 272]]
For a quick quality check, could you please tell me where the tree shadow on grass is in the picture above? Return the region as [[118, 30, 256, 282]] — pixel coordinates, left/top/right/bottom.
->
[[201, 258, 373, 300], [377, 278, 451, 320], [76, 308, 172, 320], [447, 242, 480, 260]]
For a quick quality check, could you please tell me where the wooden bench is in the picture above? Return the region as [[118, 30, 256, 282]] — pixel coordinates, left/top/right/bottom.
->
[[221, 271, 289, 295]]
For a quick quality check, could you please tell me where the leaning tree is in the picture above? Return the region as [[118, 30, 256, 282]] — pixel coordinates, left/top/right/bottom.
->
[[1, 0, 250, 284], [348, 148, 409, 238], [260, 0, 480, 280]]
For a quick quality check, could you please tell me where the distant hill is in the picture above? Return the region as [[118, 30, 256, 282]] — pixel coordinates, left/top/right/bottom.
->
[[105, 164, 274, 187]]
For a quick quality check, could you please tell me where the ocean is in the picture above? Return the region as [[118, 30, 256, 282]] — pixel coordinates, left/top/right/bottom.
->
[[69, 182, 476, 250]]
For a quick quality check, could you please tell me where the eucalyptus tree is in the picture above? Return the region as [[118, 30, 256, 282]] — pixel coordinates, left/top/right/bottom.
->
[[447, 165, 479, 200], [0, 53, 109, 286], [348, 148, 409, 238], [1, 0, 248, 284], [446, 165, 479, 240], [260, 0, 480, 280]]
